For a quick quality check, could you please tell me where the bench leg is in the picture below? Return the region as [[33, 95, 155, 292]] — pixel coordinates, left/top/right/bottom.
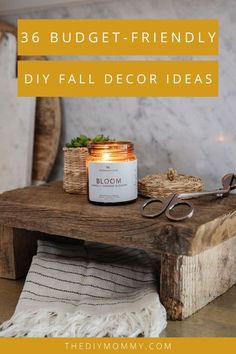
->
[[160, 235, 236, 320], [0, 225, 37, 279]]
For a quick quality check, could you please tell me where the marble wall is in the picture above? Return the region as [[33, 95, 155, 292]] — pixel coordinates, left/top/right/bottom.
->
[[1, 0, 236, 188]]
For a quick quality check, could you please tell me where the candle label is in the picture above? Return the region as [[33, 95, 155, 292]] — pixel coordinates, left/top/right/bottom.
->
[[88, 160, 137, 203]]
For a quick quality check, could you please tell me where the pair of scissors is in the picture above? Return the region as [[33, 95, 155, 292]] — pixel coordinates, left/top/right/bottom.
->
[[141, 173, 236, 221]]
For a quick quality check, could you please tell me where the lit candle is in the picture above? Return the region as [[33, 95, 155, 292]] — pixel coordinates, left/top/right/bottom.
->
[[87, 141, 137, 204]]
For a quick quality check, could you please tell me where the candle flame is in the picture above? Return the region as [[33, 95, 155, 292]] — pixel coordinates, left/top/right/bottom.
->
[[102, 152, 111, 161]]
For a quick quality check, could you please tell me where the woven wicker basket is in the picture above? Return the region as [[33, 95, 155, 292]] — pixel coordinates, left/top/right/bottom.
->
[[63, 147, 89, 194], [139, 168, 204, 198]]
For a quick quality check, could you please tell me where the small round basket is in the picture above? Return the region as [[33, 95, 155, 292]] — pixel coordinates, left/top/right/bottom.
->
[[63, 147, 89, 194], [138, 168, 204, 198]]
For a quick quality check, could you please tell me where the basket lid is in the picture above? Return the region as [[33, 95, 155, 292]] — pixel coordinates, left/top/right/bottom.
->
[[138, 168, 204, 198]]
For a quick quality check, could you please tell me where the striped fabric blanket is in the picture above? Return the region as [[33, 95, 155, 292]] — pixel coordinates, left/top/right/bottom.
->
[[0, 240, 167, 337]]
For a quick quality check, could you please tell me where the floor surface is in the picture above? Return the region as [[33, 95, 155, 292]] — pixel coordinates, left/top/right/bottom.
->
[[0, 279, 235, 337]]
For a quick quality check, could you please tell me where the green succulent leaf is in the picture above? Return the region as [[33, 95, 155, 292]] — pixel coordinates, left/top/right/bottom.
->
[[65, 134, 113, 148], [92, 134, 110, 143]]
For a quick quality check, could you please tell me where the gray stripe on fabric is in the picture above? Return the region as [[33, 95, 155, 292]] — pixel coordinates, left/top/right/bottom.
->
[[26, 280, 143, 299], [29, 271, 144, 294], [21, 288, 155, 306], [37, 257, 155, 281], [32, 262, 149, 289]]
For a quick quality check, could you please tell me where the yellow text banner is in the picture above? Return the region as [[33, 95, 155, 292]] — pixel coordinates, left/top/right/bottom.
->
[[0, 338, 235, 354], [17, 19, 218, 56], [18, 60, 218, 97]]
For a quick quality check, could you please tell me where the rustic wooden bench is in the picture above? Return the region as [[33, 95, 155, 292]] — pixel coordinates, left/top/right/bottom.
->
[[0, 181, 236, 320]]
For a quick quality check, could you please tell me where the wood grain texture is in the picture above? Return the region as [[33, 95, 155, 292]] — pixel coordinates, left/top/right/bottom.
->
[[0, 182, 236, 256], [161, 236, 236, 319], [0, 226, 37, 279], [160, 254, 183, 320], [0, 228, 85, 279], [0, 226, 15, 278], [32, 97, 61, 183]]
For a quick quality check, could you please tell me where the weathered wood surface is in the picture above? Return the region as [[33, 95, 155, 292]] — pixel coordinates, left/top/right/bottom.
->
[[0, 182, 236, 256], [0, 226, 37, 279], [32, 97, 61, 184], [160, 235, 236, 320], [0, 227, 84, 279]]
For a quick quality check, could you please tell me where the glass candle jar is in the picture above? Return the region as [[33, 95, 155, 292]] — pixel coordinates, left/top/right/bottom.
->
[[87, 141, 137, 204]]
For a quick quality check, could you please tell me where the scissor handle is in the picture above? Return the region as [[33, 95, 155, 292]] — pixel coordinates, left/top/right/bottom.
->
[[221, 173, 236, 192], [141, 197, 169, 218], [165, 200, 194, 221]]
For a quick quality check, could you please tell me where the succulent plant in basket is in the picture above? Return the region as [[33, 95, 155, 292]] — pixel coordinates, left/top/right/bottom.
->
[[63, 134, 111, 194], [65, 134, 110, 148]]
